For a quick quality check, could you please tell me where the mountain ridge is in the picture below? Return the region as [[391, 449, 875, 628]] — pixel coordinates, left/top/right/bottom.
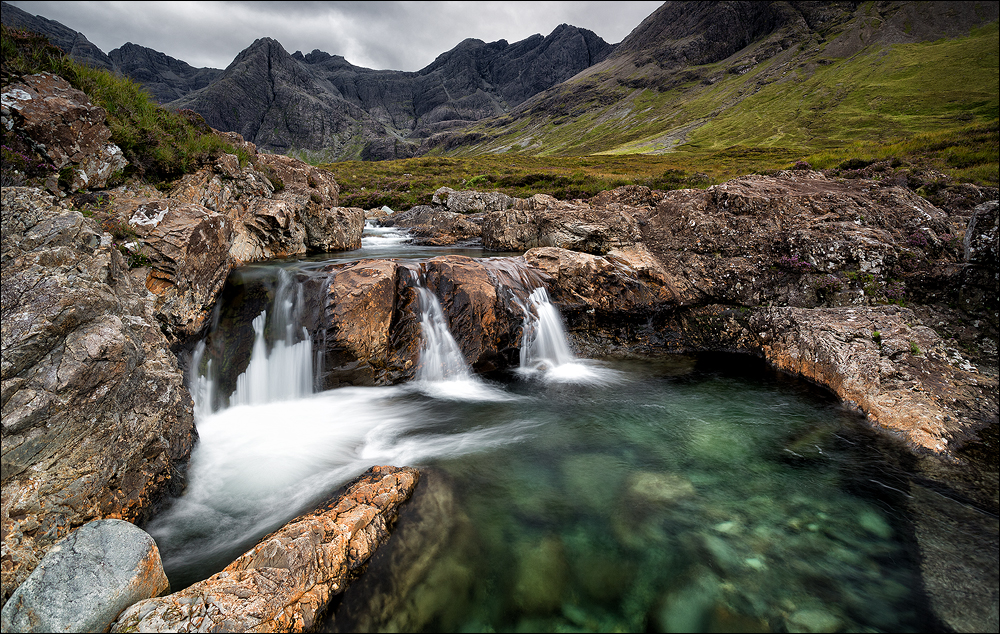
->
[[1, 1, 614, 160], [427, 0, 999, 157]]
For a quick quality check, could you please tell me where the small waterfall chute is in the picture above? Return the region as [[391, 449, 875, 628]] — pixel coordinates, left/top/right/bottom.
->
[[517, 286, 619, 384], [190, 267, 315, 414], [413, 275, 512, 401]]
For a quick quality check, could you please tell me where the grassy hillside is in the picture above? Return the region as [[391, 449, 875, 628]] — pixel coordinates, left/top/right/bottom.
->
[[412, 18, 997, 190]]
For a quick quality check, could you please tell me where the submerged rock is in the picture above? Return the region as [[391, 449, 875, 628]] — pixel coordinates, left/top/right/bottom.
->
[[0, 519, 168, 633], [111, 466, 419, 633]]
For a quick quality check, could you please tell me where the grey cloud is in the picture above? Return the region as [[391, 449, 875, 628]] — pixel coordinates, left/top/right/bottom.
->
[[8, 1, 662, 71]]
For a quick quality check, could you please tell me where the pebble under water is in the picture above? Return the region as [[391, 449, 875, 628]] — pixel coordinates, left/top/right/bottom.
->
[[320, 354, 937, 633]]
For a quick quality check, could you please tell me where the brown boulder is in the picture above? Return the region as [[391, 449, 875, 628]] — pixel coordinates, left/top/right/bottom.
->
[[319, 259, 420, 387], [111, 466, 419, 633], [1, 188, 196, 608], [126, 199, 234, 341], [2, 73, 127, 193], [482, 193, 641, 254]]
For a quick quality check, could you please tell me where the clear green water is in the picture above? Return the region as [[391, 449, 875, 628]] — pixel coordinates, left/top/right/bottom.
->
[[324, 354, 932, 633]]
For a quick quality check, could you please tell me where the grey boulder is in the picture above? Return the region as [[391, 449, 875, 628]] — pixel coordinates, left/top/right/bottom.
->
[[1, 519, 169, 633]]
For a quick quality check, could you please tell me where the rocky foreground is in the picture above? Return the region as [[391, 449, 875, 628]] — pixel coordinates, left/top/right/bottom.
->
[[2, 69, 998, 631]]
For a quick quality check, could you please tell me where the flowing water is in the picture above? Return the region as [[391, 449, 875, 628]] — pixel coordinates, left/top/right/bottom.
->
[[148, 223, 995, 632]]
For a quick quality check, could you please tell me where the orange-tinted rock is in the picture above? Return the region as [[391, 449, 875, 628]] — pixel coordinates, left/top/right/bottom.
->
[[111, 466, 419, 633]]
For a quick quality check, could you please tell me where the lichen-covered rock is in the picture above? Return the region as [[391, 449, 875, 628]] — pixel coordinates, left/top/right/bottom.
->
[[432, 187, 515, 213], [482, 193, 641, 254], [110, 466, 419, 633], [302, 206, 365, 252], [0, 519, 169, 633], [126, 199, 234, 341], [1, 187, 196, 608], [749, 306, 997, 454], [2, 73, 127, 193]]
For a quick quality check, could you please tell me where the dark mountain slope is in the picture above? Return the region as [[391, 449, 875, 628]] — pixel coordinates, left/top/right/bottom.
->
[[427, 0, 999, 157], [1, 1, 114, 70], [108, 42, 222, 103], [168, 38, 393, 159], [171, 24, 613, 159]]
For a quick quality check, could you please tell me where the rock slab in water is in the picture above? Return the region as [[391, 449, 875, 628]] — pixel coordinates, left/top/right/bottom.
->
[[0, 519, 169, 633], [111, 465, 419, 633]]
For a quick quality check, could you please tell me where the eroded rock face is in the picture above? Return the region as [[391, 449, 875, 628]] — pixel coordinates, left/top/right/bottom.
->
[[110, 466, 419, 633], [126, 199, 234, 341], [1, 519, 169, 633], [1, 73, 127, 193], [751, 306, 997, 454], [1, 188, 196, 608], [482, 193, 642, 254]]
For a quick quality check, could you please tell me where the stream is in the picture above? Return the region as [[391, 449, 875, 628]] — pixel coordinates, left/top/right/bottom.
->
[[146, 221, 996, 632]]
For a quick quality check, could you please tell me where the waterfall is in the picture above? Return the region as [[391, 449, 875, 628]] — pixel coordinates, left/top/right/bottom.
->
[[415, 286, 472, 382], [516, 285, 616, 384], [230, 269, 313, 406], [520, 287, 576, 370], [412, 274, 512, 400], [189, 268, 314, 414]]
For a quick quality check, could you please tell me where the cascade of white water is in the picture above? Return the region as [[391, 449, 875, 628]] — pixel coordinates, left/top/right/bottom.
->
[[189, 268, 314, 412], [519, 286, 576, 370], [230, 269, 314, 406], [188, 340, 215, 419], [415, 285, 472, 382]]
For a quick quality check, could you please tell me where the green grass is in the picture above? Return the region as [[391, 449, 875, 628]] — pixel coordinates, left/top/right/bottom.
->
[[2, 25, 236, 186], [427, 19, 997, 189]]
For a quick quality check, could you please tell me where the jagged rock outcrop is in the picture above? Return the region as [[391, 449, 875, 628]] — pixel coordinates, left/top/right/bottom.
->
[[110, 466, 419, 633], [127, 199, 234, 339], [1, 187, 196, 608], [1, 519, 169, 633], [100, 134, 359, 340], [318, 259, 421, 387], [1, 73, 127, 193], [107, 42, 222, 104]]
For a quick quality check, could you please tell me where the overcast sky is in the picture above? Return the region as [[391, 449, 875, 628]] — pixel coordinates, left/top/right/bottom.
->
[[8, 1, 663, 71]]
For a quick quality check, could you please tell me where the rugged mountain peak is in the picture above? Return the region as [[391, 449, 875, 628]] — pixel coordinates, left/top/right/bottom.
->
[[108, 41, 222, 103]]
